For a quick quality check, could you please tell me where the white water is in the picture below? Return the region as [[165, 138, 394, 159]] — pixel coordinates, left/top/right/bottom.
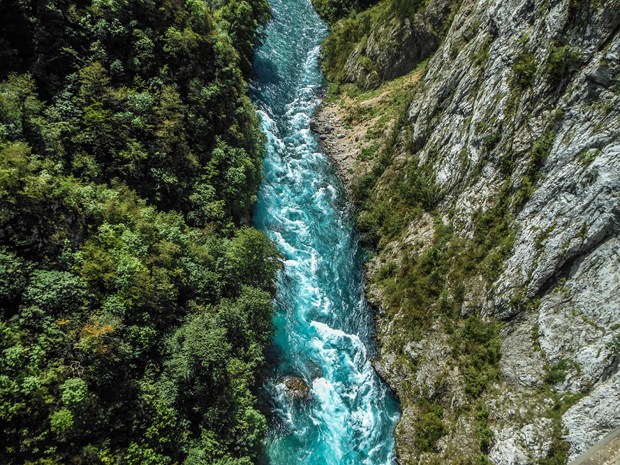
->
[[251, 0, 400, 462]]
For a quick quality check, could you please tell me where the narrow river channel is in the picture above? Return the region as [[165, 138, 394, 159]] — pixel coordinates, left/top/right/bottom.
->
[[250, 0, 400, 462]]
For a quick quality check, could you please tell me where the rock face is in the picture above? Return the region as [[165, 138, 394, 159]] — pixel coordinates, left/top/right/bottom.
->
[[311, 106, 357, 190], [566, 427, 620, 465], [320, 0, 620, 463], [342, 0, 455, 88], [563, 371, 620, 459]]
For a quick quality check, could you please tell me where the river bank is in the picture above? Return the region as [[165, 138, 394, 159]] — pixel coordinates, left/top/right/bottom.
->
[[312, 69, 424, 194], [310, 69, 427, 463], [311, 101, 359, 192]]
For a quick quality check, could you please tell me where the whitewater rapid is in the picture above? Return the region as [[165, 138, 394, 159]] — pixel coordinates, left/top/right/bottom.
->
[[250, 0, 400, 463]]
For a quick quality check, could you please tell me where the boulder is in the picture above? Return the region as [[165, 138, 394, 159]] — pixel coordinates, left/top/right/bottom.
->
[[282, 375, 311, 399]]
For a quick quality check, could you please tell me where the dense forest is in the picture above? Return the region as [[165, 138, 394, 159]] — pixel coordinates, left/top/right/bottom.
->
[[0, 1, 281, 464]]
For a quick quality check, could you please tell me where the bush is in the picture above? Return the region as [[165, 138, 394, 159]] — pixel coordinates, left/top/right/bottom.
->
[[545, 45, 582, 84], [413, 401, 445, 452], [511, 53, 538, 89], [321, 12, 373, 82], [313, 0, 379, 23], [456, 316, 502, 398], [545, 359, 571, 385]]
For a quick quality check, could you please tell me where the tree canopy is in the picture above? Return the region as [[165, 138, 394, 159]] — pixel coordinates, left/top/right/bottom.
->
[[0, 0, 278, 463]]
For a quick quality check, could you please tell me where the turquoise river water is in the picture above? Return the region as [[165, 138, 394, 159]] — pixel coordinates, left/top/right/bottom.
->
[[250, 0, 400, 463]]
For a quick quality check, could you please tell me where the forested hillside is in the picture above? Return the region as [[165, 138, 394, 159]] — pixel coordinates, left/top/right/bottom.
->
[[0, 1, 280, 464]]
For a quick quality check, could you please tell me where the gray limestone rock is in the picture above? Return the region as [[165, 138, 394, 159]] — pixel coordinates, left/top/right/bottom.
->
[[564, 370, 620, 461]]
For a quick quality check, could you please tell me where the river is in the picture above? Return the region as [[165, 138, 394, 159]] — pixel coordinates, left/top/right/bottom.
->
[[250, 0, 400, 463]]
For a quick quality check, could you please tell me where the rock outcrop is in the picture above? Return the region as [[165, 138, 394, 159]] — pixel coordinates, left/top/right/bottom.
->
[[321, 0, 457, 89], [343, 0, 454, 88]]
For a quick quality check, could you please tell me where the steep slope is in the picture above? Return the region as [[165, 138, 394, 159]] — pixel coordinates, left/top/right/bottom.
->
[[0, 1, 280, 464], [320, 0, 457, 88], [317, 0, 620, 463]]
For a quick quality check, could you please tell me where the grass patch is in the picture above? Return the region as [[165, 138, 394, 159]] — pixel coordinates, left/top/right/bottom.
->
[[577, 148, 599, 165]]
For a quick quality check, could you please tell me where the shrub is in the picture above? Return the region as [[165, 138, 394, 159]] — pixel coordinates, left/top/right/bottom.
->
[[545, 359, 572, 385], [413, 401, 445, 452], [545, 45, 582, 84], [511, 53, 538, 89]]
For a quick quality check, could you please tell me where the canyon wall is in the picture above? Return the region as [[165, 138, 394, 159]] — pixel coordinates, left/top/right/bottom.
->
[[317, 0, 620, 462]]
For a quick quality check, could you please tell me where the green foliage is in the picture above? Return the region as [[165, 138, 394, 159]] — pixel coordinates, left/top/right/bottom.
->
[[319, 0, 430, 83], [390, 0, 426, 20], [482, 132, 501, 152], [50, 408, 75, 435], [313, 0, 379, 23], [477, 409, 493, 453], [217, 0, 271, 74], [24, 270, 90, 313], [545, 44, 582, 85], [398, 159, 441, 211], [473, 36, 493, 67], [512, 130, 555, 208], [455, 317, 502, 398], [511, 53, 538, 90], [224, 228, 281, 294], [321, 11, 374, 83], [545, 359, 572, 385], [577, 148, 600, 165], [0, 149, 279, 463], [0, 249, 29, 311], [413, 400, 445, 452], [60, 378, 91, 408], [537, 439, 570, 465], [0, 0, 270, 229], [0, 1, 277, 464]]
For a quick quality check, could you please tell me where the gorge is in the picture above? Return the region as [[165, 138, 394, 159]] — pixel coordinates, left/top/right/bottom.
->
[[312, 0, 620, 463], [0, 0, 618, 464]]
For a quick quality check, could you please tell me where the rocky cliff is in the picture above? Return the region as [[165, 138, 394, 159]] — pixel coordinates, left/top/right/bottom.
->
[[316, 0, 620, 463]]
